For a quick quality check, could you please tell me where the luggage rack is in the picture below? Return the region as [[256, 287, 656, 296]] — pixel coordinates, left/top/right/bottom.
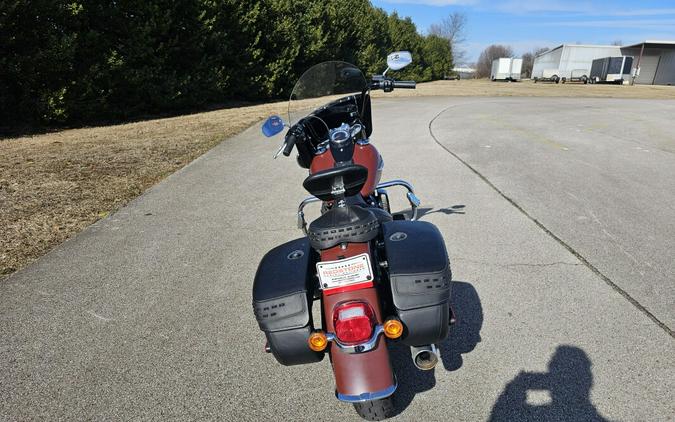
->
[[297, 180, 421, 235]]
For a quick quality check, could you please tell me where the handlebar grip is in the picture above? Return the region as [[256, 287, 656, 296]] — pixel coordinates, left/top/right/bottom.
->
[[283, 133, 297, 156], [393, 80, 416, 89]]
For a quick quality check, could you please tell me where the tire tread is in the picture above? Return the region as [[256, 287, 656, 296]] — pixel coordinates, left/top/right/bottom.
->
[[353, 397, 395, 421]]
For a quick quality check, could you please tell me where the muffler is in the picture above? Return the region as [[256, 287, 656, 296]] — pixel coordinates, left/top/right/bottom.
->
[[411, 344, 440, 371]]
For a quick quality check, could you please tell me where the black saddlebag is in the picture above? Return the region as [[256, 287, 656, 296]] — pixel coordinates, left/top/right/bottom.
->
[[382, 220, 452, 347], [252, 238, 323, 366]]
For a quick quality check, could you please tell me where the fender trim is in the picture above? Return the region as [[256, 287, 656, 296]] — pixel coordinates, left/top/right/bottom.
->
[[336, 381, 397, 403]]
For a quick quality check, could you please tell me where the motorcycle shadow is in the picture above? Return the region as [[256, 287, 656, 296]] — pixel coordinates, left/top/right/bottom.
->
[[388, 280, 483, 415], [415, 205, 466, 219], [395, 204, 466, 221]]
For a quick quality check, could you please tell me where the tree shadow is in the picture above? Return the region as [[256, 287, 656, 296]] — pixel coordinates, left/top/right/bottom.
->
[[0, 98, 284, 138], [489, 345, 611, 422], [389, 280, 483, 415]]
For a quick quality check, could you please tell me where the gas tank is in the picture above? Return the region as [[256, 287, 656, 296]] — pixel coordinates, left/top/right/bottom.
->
[[310, 142, 383, 197]]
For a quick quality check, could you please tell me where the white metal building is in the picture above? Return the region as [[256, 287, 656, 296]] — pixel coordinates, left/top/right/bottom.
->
[[621, 41, 675, 85], [451, 66, 476, 79], [532, 44, 622, 80]]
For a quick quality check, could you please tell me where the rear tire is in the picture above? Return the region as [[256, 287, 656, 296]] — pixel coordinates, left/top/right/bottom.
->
[[353, 397, 395, 421]]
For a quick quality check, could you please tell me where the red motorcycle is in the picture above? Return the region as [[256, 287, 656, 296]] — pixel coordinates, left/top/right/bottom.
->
[[253, 52, 453, 420]]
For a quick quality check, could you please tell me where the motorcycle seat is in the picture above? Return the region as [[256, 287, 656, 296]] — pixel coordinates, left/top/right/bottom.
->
[[303, 164, 368, 201], [308, 205, 379, 250], [344, 195, 393, 225], [368, 207, 393, 224]]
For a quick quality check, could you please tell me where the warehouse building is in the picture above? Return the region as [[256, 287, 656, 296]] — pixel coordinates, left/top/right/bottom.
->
[[532, 44, 621, 80], [451, 66, 476, 79], [621, 41, 675, 85]]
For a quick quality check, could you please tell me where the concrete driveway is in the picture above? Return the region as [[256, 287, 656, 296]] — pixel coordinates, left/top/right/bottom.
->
[[1, 97, 673, 421]]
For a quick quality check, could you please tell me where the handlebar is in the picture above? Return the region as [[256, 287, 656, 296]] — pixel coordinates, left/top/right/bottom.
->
[[283, 133, 297, 156], [393, 80, 416, 89], [370, 77, 416, 92], [278, 77, 415, 158]]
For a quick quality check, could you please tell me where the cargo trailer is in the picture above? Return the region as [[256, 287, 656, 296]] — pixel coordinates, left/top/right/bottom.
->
[[562, 69, 589, 84], [589, 56, 633, 84], [510, 58, 523, 81], [533, 69, 561, 83], [491, 58, 521, 81], [532, 44, 621, 80]]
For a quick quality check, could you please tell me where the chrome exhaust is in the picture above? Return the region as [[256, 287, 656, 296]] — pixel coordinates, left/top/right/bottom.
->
[[411, 344, 439, 371]]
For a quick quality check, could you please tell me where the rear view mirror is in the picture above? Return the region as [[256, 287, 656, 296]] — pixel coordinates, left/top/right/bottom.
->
[[262, 115, 285, 137], [387, 51, 412, 71]]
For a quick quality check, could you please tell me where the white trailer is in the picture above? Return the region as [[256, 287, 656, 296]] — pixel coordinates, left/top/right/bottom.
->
[[491, 58, 522, 81], [534, 69, 562, 83], [562, 69, 590, 84], [510, 58, 523, 81]]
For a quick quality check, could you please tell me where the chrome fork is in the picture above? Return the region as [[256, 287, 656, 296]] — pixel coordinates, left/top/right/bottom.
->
[[297, 180, 421, 234]]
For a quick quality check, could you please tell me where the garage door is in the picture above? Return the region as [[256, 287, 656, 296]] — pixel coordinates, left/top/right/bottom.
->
[[635, 55, 659, 84], [654, 51, 675, 85]]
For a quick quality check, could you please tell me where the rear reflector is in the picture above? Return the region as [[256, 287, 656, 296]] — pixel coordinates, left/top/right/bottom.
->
[[308, 331, 328, 352], [333, 301, 376, 344], [383, 318, 404, 339]]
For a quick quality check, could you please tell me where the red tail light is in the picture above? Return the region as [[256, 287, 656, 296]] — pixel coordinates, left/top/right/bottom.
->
[[333, 301, 376, 344]]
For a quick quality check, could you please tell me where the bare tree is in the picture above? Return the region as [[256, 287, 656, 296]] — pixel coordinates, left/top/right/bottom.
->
[[429, 12, 468, 64], [521, 52, 534, 78], [611, 39, 623, 46], [475, 44, 513, 78], [521, 47, 550, 78]]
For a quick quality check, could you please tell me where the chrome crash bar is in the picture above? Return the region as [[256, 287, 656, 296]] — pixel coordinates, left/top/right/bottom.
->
[[297, 196, 321, 234], [297, 180, 420, 234], [376, 179, 421, 221]]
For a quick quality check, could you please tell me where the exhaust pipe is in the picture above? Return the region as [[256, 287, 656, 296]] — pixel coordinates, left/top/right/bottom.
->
[[411, 344, 439, 371]]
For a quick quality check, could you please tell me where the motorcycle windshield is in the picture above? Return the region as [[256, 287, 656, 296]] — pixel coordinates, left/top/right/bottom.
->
[[288, 61, 368, 126]]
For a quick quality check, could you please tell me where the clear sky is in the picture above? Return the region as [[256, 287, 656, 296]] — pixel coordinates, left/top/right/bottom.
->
[[371, 0, 675, 64]]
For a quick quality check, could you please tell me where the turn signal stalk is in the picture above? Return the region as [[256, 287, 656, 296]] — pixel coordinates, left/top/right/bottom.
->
[[308, 331, 328, 352], [383, 318, 404, 339]]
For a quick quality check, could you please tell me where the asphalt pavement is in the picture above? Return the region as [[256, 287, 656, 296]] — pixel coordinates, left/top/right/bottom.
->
[[430, 97, 675, 330], [1, 96, 673, 421]]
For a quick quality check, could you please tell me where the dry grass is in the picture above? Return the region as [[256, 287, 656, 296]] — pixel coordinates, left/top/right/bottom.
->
[[374, 78, 675, 99], [1, 79, 674, 277], [0, 101, 290, 277]]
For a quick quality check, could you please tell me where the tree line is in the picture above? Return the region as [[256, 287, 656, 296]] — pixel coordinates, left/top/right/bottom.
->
[[0, 0, 455, 128]]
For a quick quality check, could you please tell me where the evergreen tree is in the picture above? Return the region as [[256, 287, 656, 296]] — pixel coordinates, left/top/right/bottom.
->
[[0, 0, 457, 128]]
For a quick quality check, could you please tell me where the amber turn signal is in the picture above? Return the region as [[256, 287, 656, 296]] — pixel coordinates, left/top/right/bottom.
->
[[308, 331, 328, 352], [383, 318, 404, 339]]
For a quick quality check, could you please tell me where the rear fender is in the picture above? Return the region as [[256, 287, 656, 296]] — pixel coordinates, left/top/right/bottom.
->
[[323, 287, 396, 401]]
